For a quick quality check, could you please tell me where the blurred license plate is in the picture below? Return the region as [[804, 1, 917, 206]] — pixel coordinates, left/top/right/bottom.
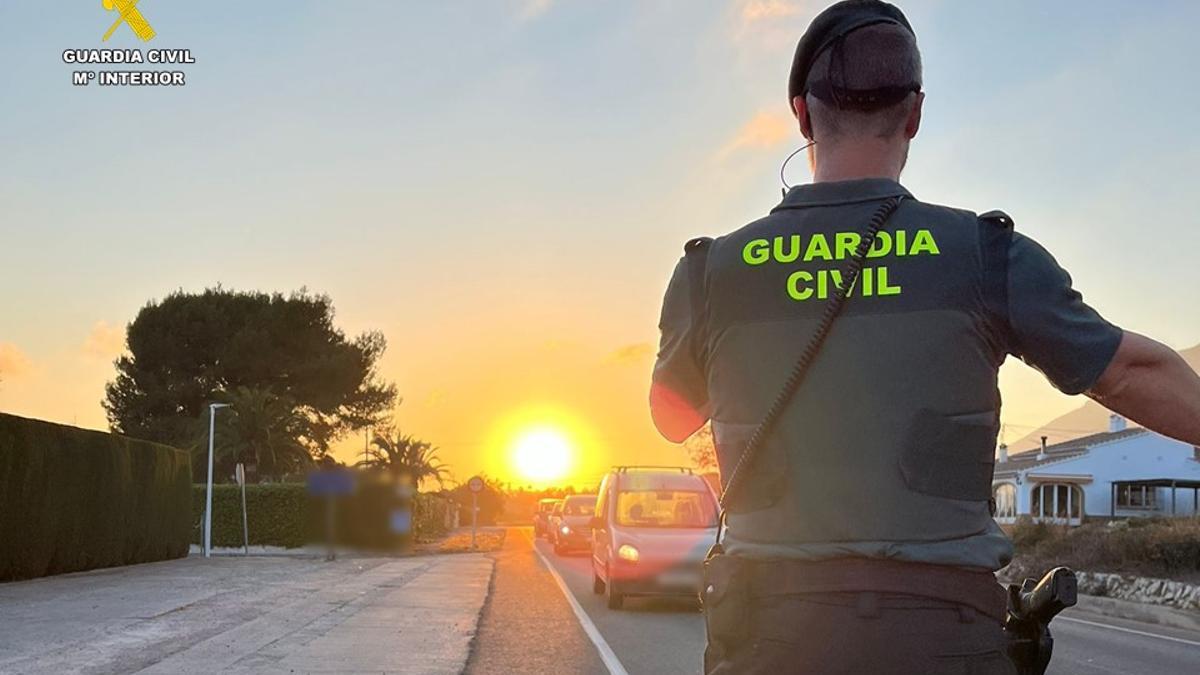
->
[[660, 570, 699, 587]]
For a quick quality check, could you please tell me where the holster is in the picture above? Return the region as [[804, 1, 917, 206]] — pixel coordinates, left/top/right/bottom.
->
[[1003, 568, 1077, 675], [1004, 619, 1054, 675], [701, 551, 750, 673]]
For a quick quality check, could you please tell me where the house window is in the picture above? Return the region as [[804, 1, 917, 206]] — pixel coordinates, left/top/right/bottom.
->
[[1116, 484, 1157, 509], [1030, 483, 1082, 522], [993, 484, 1016, 519]]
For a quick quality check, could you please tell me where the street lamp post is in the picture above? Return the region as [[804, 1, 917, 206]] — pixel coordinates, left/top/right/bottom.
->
[[204, 402, 231, 558]]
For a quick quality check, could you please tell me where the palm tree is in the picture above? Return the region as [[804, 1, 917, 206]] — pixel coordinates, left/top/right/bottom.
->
[[360, 430, 449, 490], [213, 386, 313, 481]]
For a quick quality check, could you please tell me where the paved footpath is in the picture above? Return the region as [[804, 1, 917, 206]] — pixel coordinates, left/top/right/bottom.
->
[[0, 553, 493, 674]]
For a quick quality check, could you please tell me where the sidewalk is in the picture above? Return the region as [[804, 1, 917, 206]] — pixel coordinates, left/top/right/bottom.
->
[[0, 553, 494, 674]]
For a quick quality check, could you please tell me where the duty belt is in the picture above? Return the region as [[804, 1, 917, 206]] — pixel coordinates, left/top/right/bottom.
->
[[743, 557, 1008, 623]]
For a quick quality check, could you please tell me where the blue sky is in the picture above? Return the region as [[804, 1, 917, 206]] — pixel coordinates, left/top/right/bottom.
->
[[2, 1, 1199, 481]]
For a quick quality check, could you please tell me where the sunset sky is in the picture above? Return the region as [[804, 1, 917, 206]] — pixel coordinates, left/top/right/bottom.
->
[[3, 1, 1199, 488]]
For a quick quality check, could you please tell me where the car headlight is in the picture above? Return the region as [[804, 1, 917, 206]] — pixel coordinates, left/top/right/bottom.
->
[[617, 544, 640, 563], [560, 525, 570, 535]]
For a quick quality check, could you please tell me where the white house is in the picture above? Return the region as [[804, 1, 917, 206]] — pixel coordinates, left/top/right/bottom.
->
[[992, 415, 1200, 526]]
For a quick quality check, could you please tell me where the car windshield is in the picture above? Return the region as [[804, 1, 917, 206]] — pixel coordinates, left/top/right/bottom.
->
[[615, 490, 717, 528], [563, 497, 596, 516], [540, 502, 558, 513]]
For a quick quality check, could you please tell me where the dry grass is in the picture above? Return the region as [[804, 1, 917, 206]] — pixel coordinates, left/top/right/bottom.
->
[[1003, 517, 1200, 583], [411, 527, 507, 555]]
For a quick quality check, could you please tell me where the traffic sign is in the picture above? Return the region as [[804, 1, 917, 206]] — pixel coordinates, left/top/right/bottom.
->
[[467, 476, 484, 549]]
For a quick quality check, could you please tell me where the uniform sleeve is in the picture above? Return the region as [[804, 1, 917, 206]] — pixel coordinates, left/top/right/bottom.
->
[[1005, 232, 1123, 395], [650, 257, 709, 441]]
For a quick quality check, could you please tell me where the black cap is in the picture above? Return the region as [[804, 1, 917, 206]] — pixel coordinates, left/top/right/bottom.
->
[[788, 0, 916, 110]]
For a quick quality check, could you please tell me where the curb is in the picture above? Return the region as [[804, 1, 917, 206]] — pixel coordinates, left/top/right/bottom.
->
[[1073, 593, 1200, 633]]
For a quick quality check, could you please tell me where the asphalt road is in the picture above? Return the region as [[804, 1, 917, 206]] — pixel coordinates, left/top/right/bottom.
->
[[497, 527, 1200, 675]]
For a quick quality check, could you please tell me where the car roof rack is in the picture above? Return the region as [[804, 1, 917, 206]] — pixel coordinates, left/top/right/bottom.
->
[[614, 465, 694, 474]]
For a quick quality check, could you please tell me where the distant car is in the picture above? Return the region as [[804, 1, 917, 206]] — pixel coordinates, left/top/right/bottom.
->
[[551, 494, 598, 555], [533, 498, 561, 538], [546, 501, 565, 543], [590, 467, 718, 610]]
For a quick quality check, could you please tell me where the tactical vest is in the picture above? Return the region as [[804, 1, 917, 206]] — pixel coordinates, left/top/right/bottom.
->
[[694, 184, 1013, 548]]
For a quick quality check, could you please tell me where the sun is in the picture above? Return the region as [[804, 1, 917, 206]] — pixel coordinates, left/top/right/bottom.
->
[[512, 428, 574, 484]]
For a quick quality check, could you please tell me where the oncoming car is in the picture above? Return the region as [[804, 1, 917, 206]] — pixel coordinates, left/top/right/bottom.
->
[[551, 493, 597, 555], [590, 467, 718, 609]]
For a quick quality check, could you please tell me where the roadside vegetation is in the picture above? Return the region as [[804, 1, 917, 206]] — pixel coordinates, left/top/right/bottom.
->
[[92, 286, 473, 550], [103, 288, 397, 481], [1, 413, 191, 580], [1004, 517, 1200, 584], [192, 484, 462, 549], [357, 428, 450, 488]]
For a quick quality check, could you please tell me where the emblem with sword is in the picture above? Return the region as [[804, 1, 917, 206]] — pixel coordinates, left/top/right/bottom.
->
[[102, 0, 155, 42]]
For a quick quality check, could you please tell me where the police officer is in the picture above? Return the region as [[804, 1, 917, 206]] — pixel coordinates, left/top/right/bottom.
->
[[649, 2, 1200, 673]]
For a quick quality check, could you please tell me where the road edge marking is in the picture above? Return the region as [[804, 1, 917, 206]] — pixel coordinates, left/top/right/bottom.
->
[[1059, 616, 1200, 648], [523, 529, 631, 675]]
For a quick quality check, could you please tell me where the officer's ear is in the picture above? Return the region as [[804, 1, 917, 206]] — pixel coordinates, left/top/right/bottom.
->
[[793, 95, 814, 141], [904, 91, 925, 140]]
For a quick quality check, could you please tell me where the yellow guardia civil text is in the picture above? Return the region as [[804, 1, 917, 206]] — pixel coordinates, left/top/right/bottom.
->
[[741, 229, 941, 301]]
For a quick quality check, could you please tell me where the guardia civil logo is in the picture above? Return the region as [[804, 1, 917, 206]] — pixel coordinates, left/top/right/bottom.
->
[[101, 0, 156, 42], [64, 0, 191, 87]]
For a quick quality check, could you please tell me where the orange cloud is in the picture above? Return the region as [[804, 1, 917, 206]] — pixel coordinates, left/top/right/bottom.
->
[[606, 342, 655, 365], [732, 0, 815, 52], [717, 109, 795, 161], [740, 0, 804, 22], [82, 321, 125, 360], [0, 343, 33, 379], [518, 0, 554, 21]]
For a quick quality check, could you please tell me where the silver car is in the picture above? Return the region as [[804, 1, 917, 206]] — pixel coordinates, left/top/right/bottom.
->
[[590, 467, 718, 610]]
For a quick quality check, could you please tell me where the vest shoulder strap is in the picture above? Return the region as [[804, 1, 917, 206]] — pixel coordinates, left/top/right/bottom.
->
[[684, 236, 713, 332], [979, 210, 1015, 356]]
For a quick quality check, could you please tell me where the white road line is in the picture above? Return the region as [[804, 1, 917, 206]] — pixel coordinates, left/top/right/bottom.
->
[[523, 529, 631, 675], [1059, 616, 1200, 648]]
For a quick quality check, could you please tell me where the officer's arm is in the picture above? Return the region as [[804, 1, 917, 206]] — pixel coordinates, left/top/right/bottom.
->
[[650, 257, 711, 443], [650, 382, 710, 443], [1089, 331, 1200, 446], [1004, 232, 1200, 445]]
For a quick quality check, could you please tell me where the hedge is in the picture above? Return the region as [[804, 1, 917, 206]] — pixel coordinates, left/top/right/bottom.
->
[[191, 483, 315, 548], [0, 413, 192, 581], [191, 483, 455, 549]]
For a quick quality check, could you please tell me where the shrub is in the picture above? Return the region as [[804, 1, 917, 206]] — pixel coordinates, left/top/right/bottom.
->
[[1009, 517, 1055, 550], [0, 413, 192, 581], [1006, 517, 1200, 581], [413, 492, 456, 540], [191, 483, 315, 548], [191, 480, 448, 549]]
